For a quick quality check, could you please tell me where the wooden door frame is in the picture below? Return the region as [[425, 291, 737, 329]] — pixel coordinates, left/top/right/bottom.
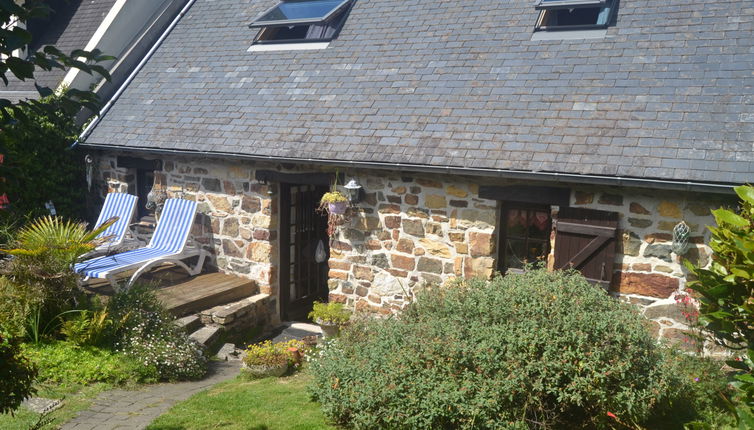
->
[[279, 183, 292, 320], [277, 181, 330, 321]]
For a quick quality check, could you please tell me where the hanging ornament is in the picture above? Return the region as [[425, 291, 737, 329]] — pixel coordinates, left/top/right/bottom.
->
[[85, 154, 94, 191], [672, 221, 690, 255]]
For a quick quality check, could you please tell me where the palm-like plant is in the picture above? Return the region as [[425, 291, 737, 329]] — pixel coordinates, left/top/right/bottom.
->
[[0, 216, 116, 339], [2, 216, 114, 276]]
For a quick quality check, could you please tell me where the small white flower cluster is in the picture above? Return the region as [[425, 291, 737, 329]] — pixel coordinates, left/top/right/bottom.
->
[[115, 312, 208, 381]]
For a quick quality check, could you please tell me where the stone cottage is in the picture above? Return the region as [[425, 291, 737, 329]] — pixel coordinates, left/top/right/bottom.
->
[[76, 0, 753, 345]]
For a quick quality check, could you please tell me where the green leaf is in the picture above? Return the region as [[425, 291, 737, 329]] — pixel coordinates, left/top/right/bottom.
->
[[735, 185, 754, 205], [713, 208, 750, 228], [731, 267, 754, 280], [0, 26, 32, 52], [34, 83, 53, 98], [728, 359, 751, 371], [5, 57, 34, 81]]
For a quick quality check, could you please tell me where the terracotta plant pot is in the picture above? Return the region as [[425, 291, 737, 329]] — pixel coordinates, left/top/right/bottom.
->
[[317, 319, 341, 339], [327, 201, 347, 215], [240, 361, 289, 379], [287, 347, 303, 366]]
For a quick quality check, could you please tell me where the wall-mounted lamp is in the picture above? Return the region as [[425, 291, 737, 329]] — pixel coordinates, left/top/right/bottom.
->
[[344, 179, 363, 204]]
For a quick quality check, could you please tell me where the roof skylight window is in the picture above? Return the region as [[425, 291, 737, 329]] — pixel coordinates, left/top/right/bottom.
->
[[249, 0, 353, 44], [534, 0, 617, 31]]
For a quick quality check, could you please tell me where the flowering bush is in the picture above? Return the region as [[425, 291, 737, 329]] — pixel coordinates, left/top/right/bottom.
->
[[107, 284, 208, 381], [243, 341, 291, 368], [309, 269, 730, 429], [117, 329, 207, 382]]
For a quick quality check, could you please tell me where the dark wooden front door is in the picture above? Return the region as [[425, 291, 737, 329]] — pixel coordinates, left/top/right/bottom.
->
[[279, 183, 330, 321]]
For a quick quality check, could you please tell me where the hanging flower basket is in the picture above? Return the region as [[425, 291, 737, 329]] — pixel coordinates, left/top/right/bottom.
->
[[328, 201, 348, 215]]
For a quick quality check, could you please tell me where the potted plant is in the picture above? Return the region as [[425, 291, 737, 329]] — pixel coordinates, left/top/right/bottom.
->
[[308, 301, 352, 338], [320, 190, 348, 215], [241, 340, 292, 379]]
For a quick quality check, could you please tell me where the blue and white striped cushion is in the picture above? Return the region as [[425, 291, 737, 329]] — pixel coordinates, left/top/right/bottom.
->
[[147, 198, 198, 253], [75, 198, 198, 279], [95, 193, 138, 244], [74, 248, 176, 278]]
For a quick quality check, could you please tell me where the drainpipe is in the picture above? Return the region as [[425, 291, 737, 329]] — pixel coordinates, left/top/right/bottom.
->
[[72, 0, 198, 148]]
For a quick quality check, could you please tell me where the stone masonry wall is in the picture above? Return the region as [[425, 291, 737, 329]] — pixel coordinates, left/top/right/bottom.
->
[[95, 154, 279, 302], [95, 151, 729, 353], [569, 187, 728, 353], [326, 173, 499, 314]]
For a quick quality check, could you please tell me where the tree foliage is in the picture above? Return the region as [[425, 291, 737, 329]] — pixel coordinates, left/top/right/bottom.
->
[[0, 330, 37, 414], [0, 0, 113, 126], [686, 184, 754, 427], [0, 94, 87, 218]]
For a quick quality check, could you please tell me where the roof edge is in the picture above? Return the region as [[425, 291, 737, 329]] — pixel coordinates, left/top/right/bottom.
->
[[78, 142, 738, 195]]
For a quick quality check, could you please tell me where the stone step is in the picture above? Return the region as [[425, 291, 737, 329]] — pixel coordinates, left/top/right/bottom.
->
[[189, 325, 224, 350], [201, 293, 270, 326], [156, 272, 257, 317], [173, 315, 202, 333]]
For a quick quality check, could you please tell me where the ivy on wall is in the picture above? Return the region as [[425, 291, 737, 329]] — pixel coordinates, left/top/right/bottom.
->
[[0, 95, 86, 220]]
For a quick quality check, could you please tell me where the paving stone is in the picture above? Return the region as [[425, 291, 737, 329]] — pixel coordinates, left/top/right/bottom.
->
[[23, 397, 63, 414], [189, 325, 223, 347], [173, 314, 202, 333]]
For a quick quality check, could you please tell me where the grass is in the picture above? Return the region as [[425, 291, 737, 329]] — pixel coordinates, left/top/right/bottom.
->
[[0, 340, 148, 429], [0, 382, 114, 430], [147, 370, 335, 430]]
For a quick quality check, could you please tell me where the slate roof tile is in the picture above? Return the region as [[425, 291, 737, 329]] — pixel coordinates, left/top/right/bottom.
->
[[84, 0, 754, 184]]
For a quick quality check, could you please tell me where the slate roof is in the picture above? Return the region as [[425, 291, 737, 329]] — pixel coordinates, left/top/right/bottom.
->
[[84, 0, 754, 185], [1, 0, 116, 96]]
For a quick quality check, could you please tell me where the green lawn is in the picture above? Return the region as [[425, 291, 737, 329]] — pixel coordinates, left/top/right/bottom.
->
[[0, 382, 113, 430], [147, 371, 335, 430]]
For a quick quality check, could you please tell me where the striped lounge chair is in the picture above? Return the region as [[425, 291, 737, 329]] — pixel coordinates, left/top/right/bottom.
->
[[75, 198, 208, 290], [90, 192, 139, 255]]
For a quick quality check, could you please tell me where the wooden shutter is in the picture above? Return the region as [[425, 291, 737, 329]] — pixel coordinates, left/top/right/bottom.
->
[[554, 207, 618, 287]]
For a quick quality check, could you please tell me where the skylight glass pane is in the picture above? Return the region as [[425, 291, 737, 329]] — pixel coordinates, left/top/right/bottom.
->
[[535, 0, 605, 10], [251, 0, 350, 27]]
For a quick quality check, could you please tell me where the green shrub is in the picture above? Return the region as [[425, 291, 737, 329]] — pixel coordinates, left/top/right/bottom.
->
[[647, 350, 735, 428], [244, 340, 292, 368], [0, 276, 35, 338], [308, 301, 351, 324], [23, 341, 151, 386], [0, 331, 37, 414], [309, 269, 719, 429], [107, 284, 208, 381], [60, 310, 113, 347], [0, 95, 87, 220], [685, 185, 754, 426], [0, 216, 111, 340]]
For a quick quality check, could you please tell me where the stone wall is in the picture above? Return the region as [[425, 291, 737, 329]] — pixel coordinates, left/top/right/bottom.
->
[[94, 151, 729, 353], [326, 174, 499, 314], [95, 154, 279, 301], [569, 187, 727, 353]]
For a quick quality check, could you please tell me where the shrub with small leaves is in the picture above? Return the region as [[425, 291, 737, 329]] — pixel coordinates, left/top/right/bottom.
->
[[243, 340, 291, 368], [0, 331, 37, 414], [309, 269, 726, 429], [308, 301, 351, 325]]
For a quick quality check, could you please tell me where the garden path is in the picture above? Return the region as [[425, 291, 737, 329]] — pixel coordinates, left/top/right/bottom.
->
[[60, 360, 238, 430], [60, 322, 321, 430]]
